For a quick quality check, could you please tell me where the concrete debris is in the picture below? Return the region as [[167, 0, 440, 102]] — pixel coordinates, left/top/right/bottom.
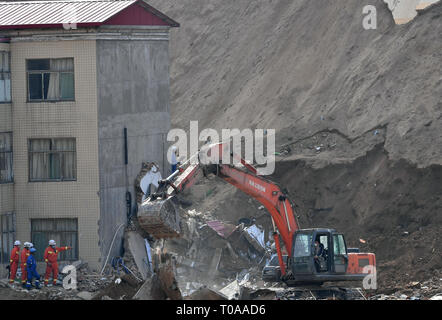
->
[[208, 248, 223, 280], [144, 238, 153, 273], [154, 253, 183, 300], [184, 286, 227, 300], [126, 231, 150, 280], [243, 224, 266, 254], [0, 279, 8, 288], [133, 277, 155, 300], [206, 220, 237, 238], [219, 280, 242, 300], [77, 291, 93, 300]]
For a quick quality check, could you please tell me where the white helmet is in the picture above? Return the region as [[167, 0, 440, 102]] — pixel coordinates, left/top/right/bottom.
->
[[24, 242, 31, 248], [49, 240, 56, 246], [29, 243, 34, 248], [14, 240, 21, 246]]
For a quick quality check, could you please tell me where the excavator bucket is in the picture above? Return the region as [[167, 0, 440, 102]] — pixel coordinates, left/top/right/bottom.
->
[[137, 197, 181, 239]]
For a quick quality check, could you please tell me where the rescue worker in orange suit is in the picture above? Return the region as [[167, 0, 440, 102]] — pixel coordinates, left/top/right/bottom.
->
[[20, 242, 32, 287], [9, 240, 21, 284], [43, 240, 72, 286]]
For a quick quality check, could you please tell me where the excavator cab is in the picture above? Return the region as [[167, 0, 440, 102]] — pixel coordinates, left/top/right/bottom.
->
[[287, 228, 370, 285]]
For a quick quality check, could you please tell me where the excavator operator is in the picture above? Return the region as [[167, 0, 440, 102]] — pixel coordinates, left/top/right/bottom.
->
[[314, 240, 326, 272]]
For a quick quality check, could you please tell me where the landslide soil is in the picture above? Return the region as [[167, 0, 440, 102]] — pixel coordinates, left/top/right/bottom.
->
[[147, 0, 442, 290]]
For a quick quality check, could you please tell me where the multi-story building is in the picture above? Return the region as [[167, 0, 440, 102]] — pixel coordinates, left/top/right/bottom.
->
[[0, 0, 178, 274]]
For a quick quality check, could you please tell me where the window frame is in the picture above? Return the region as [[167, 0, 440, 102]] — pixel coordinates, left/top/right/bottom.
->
[[0, 212, 16, 264], [28, 137, 77, 182], [293, 233, 313, 258], [0, 51, 11, 104], [26, 58, 75, 103], [0, 131, 13, 184], [30, 218, 78, 262]]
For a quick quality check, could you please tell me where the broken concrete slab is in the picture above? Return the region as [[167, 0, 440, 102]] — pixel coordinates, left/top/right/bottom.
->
[[243, 225, 266, 254], [77, 291, 93, 300], [219, 280, 242, 300], [154, 253, 183, 300], [208, 248, 223, 280], [126, 231, 149, 280], [185, 286, 228, 300], [0, 279, 8, 288], [133, 277, 155, 300]]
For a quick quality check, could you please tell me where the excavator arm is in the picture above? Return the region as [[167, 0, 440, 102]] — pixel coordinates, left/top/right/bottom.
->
[[138, 142, 376, 285], [138, 142, 299, 276]]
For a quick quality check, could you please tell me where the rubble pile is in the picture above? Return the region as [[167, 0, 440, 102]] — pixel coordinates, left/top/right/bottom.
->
[[157, 199, 275, 298], [370, 275, 442, 300]]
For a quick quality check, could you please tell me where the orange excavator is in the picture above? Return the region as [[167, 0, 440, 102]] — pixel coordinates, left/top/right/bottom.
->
[[137, 142, 375, 286]]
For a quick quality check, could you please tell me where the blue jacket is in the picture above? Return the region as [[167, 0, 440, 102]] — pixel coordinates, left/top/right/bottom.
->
[[26, 255, 39, 278]]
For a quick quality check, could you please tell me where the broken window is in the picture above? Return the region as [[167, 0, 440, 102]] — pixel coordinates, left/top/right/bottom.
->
[[27, 58, 74, 101], [29, 138, 76, 182], [0, 212, 16, 264], [31, 218, 78, 261], [0, 132, 13, 183], [0, 51, 11, 102]]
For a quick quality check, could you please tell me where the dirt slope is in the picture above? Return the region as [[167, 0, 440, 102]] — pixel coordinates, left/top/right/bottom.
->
[[151, 0, 441, 167]]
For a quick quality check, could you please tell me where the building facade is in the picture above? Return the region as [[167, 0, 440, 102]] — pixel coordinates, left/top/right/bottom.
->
[[0, 0, 178, 273]]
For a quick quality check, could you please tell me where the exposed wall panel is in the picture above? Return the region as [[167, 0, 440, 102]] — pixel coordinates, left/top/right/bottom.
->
[[96, 38, 171, 261]]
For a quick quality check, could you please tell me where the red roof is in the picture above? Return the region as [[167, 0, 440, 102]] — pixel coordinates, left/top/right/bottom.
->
[[0, 0, 179, 30]]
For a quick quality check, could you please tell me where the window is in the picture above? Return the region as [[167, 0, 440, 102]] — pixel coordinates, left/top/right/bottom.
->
[[293, 233, 312, 258], [333, 234, 347, 256], [269, 254, 288, 266], [0, 213, 16, 264], [29, 138, 76, 182], [0, 132, 13, 183], [31, 218, 78, 261], [318, 235, 329, 250], [0, 51, 11, 102], [27, 58, 74, 101]]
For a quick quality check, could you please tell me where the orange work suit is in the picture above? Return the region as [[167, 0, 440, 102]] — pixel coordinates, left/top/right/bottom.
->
[[43, 246, 71, 285], [20, 248, 31, 284], [9, 246, 20, 283]]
